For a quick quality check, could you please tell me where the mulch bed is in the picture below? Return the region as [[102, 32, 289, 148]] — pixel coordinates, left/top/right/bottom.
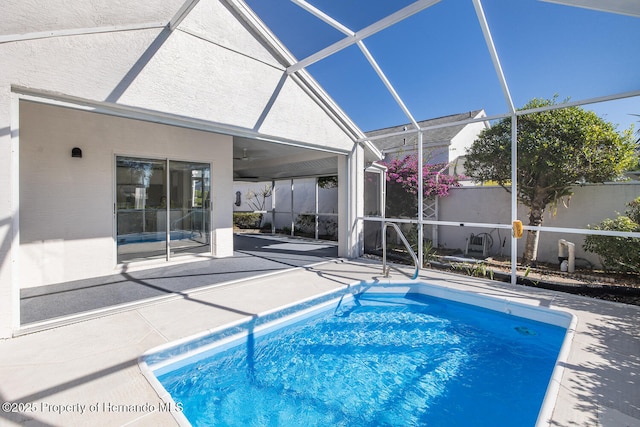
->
[[366, 250, 640, 307]]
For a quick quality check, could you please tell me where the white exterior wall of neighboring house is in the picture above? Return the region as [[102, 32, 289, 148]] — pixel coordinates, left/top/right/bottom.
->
[[447, 112, 488, 168], [383, 140, 451, 164], [373, 110, 489, 167], [0, 0, 369, 337]]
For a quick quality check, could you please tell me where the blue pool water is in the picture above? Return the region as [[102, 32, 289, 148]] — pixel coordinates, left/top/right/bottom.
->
[[152, 290, 567, 427]]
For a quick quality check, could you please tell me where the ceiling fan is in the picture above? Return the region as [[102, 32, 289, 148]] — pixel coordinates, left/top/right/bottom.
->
[[234, 147, 269, 163], [234, 148, 251, 161]]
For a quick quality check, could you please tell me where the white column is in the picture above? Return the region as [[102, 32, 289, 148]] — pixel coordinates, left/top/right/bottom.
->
[[0, 92, 18, 337], [510, 114, 518, 285], [338, 144, 364, 258]]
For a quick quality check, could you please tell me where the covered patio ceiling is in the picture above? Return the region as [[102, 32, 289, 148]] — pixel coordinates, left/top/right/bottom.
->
[[233, 136, 340, 181]]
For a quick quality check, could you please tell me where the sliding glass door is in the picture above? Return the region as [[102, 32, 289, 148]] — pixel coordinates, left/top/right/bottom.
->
[[116, 156, 210, 263], [116, 157, 167, 262], [169, 161, 210, 257]]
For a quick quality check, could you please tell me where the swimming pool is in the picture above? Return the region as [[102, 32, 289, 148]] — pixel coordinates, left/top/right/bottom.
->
[[140, 281, 575, 427]]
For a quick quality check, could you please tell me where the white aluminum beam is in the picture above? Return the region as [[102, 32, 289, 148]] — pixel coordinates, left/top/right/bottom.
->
[[226, 0, 379, 157], [361, 217, 640, 239], [417, 131, 424, 268], [287, 0, 441, 74], [472, 0, 516, 114], [510, 113, 518, 285], [292, 0, 355, 36], [541, 0, 640, 18], [291, 0, 420, 146], [169, 0, 202, 31], [226, 0, 297, 66], [359, 88, 640, 144], [515, 89, 640, 116], [357, 41, 420, 130]]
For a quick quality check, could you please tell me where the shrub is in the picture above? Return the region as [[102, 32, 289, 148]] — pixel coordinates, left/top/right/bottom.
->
[[404, 225, 436, 267], [583, 197, 640, 273], [295, 214, 315, 235], [380, 154, 462, 217], [261, 222, 272, 231], [233, 212, 262, 229], [627, 198, 640, 223], [319, 217, 338, 240]]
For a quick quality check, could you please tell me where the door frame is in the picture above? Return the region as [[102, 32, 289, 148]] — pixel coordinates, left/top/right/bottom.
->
[[113, 154, 213, 265]]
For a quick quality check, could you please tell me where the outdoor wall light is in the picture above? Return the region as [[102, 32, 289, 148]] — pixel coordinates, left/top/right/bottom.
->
[[71, 147, 82, 158]]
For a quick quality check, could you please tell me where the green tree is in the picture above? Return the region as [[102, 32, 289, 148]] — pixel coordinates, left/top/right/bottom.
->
[[464, 97, 637, 263]]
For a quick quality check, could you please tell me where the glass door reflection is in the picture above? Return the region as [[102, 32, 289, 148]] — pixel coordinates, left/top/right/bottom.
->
[[169, 161, 211, 258], [116, 157, 167, 263], [116, 157, 211, 263]]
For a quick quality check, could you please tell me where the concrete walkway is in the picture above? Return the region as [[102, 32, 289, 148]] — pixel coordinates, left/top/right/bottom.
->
[[1, 259, 639, 426]]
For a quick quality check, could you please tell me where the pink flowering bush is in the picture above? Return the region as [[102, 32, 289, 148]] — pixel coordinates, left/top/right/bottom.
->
[[381, 154, 463, 198]]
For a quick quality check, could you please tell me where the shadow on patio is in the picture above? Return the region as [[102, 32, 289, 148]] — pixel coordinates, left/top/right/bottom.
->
[[20, 234, 338, 326]]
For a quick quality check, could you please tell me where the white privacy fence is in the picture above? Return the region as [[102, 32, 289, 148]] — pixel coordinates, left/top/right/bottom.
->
[[436, 182, 640, 267], [233, 179, 339, 240]]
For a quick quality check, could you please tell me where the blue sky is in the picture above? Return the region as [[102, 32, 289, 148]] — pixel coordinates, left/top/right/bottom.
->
[[246, 0, 640, 134]]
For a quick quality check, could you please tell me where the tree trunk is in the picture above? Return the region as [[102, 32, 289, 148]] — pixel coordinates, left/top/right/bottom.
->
[[523, 201, 546, 264]]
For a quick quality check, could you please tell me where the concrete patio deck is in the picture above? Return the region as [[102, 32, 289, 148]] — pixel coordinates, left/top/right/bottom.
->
[[1, 257, 639, 426], [20, 234, 339, 327]]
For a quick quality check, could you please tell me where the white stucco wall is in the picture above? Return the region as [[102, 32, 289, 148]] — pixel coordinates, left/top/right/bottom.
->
[[2, 0, 185, 36], [19, 101, 233, 288], [2, 0, 355, 152], [438, 182, 640, 267], [0, 0, 364, 336], [0, 90, 15, 336]]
